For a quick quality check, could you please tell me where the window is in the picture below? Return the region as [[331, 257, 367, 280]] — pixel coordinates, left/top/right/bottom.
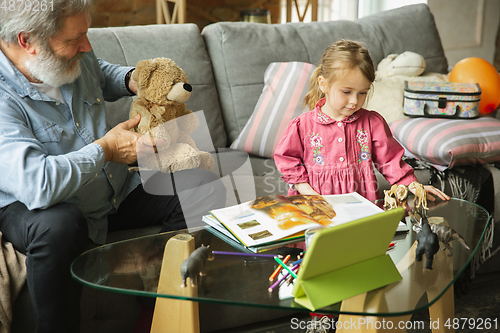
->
[[281, 0, 427, 23]]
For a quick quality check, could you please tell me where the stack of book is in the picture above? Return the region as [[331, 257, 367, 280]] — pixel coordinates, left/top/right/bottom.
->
[[203, 192, 407, 253]]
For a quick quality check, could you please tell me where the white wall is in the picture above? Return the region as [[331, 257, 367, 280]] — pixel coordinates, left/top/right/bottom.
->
[[428, 0, 500, 68], [283, 0, 500, 69], [358, 0, 427, 18]]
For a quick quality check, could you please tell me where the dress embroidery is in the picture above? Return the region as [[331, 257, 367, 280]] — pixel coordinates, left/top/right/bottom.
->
[[310, 132, 325, 165], [317, 110, 331, 123], [346, 114, 357, 122], [356, 128, 371, 163]]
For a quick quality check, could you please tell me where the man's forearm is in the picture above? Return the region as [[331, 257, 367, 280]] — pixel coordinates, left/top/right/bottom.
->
[[97, 58, 135, 101]]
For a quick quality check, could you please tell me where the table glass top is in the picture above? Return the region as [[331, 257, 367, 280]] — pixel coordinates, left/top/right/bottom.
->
[[71, 198, 490, 316]]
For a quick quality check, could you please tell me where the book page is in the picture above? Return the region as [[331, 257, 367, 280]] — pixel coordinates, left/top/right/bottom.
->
[[287, 195, 336, 225], [203, 215, 239, 242], [209, 192, 388, 248], [322, 192, 384, 225], [210, 195, 323, 247]]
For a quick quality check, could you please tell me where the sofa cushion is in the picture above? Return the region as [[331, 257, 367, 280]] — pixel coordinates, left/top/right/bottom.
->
[[230, 61, 314, 158], [88, 24, 227, 148], [390, 117, 500, 168], [202, 4, 448, 144]]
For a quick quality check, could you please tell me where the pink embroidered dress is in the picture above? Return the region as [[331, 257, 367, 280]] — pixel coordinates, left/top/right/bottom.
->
[[274, 99, 417, 201]]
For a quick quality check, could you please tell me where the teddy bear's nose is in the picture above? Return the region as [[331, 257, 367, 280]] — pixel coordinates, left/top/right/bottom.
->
[[184, 83, 192, 92]]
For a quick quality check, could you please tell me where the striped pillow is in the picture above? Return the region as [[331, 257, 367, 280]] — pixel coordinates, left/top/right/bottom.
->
[[230, 62, 315, 158], [390, 117, 500, 168]]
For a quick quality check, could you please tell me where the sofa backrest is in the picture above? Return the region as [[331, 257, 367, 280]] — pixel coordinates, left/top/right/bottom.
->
[[201, 4, 448, 144], [87, 23, 227, 148]]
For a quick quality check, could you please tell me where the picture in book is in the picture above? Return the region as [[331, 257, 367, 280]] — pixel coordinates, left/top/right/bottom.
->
[[208, 192, 383, 247]]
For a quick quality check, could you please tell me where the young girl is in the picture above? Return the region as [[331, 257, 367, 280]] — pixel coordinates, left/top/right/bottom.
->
[[274, 39, 449, 203], [274, 39, 449, 333]]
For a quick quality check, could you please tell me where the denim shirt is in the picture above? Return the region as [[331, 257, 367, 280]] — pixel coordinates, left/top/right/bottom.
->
[[0, 49, 142, 244]]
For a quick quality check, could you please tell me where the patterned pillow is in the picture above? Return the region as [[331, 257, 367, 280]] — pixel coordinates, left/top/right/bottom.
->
[[230, 62, 315, 158], [390, 117, 500, 168]]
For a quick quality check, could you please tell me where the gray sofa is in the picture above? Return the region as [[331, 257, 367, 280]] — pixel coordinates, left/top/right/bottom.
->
[[13, 4, 487, 333]]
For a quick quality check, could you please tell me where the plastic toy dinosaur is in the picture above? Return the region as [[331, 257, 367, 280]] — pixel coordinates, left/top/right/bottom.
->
[[429, 223, 470, 257], [409, 211, 470, 257]]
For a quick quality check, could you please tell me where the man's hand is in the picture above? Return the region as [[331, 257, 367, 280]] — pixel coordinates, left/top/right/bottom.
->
[[128, 70, 138, 95], [135, 134, 168, 160], [95, 115, 142, 164]]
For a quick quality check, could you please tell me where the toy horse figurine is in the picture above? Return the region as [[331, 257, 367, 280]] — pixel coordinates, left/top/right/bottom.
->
[[415, 216, 439, 269], [180, 245, 214, 288]]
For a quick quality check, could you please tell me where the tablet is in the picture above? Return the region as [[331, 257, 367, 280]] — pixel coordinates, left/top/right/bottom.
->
[[292, 207, 404, 311]]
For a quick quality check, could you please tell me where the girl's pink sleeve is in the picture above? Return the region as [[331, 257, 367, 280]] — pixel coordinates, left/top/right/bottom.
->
[[273, 117, 309, 185], [370, 112, 418, 186]]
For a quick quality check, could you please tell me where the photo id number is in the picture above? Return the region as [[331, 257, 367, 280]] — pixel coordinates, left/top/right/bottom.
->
[[1, 0, 54, 12], [445, 318, 498, 330]]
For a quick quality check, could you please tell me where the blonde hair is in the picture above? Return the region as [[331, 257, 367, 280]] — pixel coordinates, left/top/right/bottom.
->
[[304, 39, 375, 110]]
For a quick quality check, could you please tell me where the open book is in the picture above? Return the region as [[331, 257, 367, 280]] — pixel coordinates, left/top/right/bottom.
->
[[205, 192, 386, 248]]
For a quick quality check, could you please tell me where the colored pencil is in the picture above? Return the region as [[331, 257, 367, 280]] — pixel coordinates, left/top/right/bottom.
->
[[268, 271, 290, 292], [274, 256, 297, 279], [269, 254, 290, 281], [286, 264, 301, 285], [212, 251, 282, 258], [268, 265, 299, 292]]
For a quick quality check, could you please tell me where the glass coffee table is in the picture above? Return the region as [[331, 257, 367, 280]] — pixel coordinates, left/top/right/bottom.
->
[[71, 198, 491, 333]]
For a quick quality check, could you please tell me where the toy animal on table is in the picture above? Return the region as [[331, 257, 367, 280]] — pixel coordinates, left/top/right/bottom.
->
[[415, 216, 439, 269], [383, 190, 398, 210], [429, 223, 470, 257], [392, 184, 409, 208], [409, 211, 470, 257], [383, 184, 409, 210], [409, 182, 428, 213], [180, 245, 214, 288]]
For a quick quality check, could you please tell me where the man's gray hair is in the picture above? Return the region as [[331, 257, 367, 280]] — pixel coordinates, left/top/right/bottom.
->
[[0, 0, 91, 45]]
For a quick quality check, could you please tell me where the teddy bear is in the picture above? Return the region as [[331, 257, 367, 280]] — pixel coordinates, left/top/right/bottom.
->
[[129, 57, 214, 173]]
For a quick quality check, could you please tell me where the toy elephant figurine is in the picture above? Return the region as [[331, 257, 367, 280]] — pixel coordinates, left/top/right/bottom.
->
[[409, 182, 428, 213], [415, 217, 440, 269], [180, 245, 214, 288]]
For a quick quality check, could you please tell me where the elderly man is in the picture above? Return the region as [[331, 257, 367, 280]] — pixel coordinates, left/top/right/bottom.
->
[[0, 2, 225, 332]]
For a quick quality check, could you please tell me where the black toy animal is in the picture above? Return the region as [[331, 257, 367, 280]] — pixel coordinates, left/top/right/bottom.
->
[[415, 217, 440, 269], [180, 245, 214, 288]]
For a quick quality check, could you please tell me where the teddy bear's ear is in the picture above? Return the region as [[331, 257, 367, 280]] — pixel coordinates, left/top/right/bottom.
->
[[135, 59, 160, 90]]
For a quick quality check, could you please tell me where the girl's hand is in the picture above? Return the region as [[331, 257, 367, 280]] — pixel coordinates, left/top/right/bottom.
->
[[294, 183, 320, 196], [422, 185, 450, 202]]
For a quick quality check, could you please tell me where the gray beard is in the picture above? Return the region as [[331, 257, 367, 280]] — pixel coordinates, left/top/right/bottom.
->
[[25, 45, 82, 88]]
